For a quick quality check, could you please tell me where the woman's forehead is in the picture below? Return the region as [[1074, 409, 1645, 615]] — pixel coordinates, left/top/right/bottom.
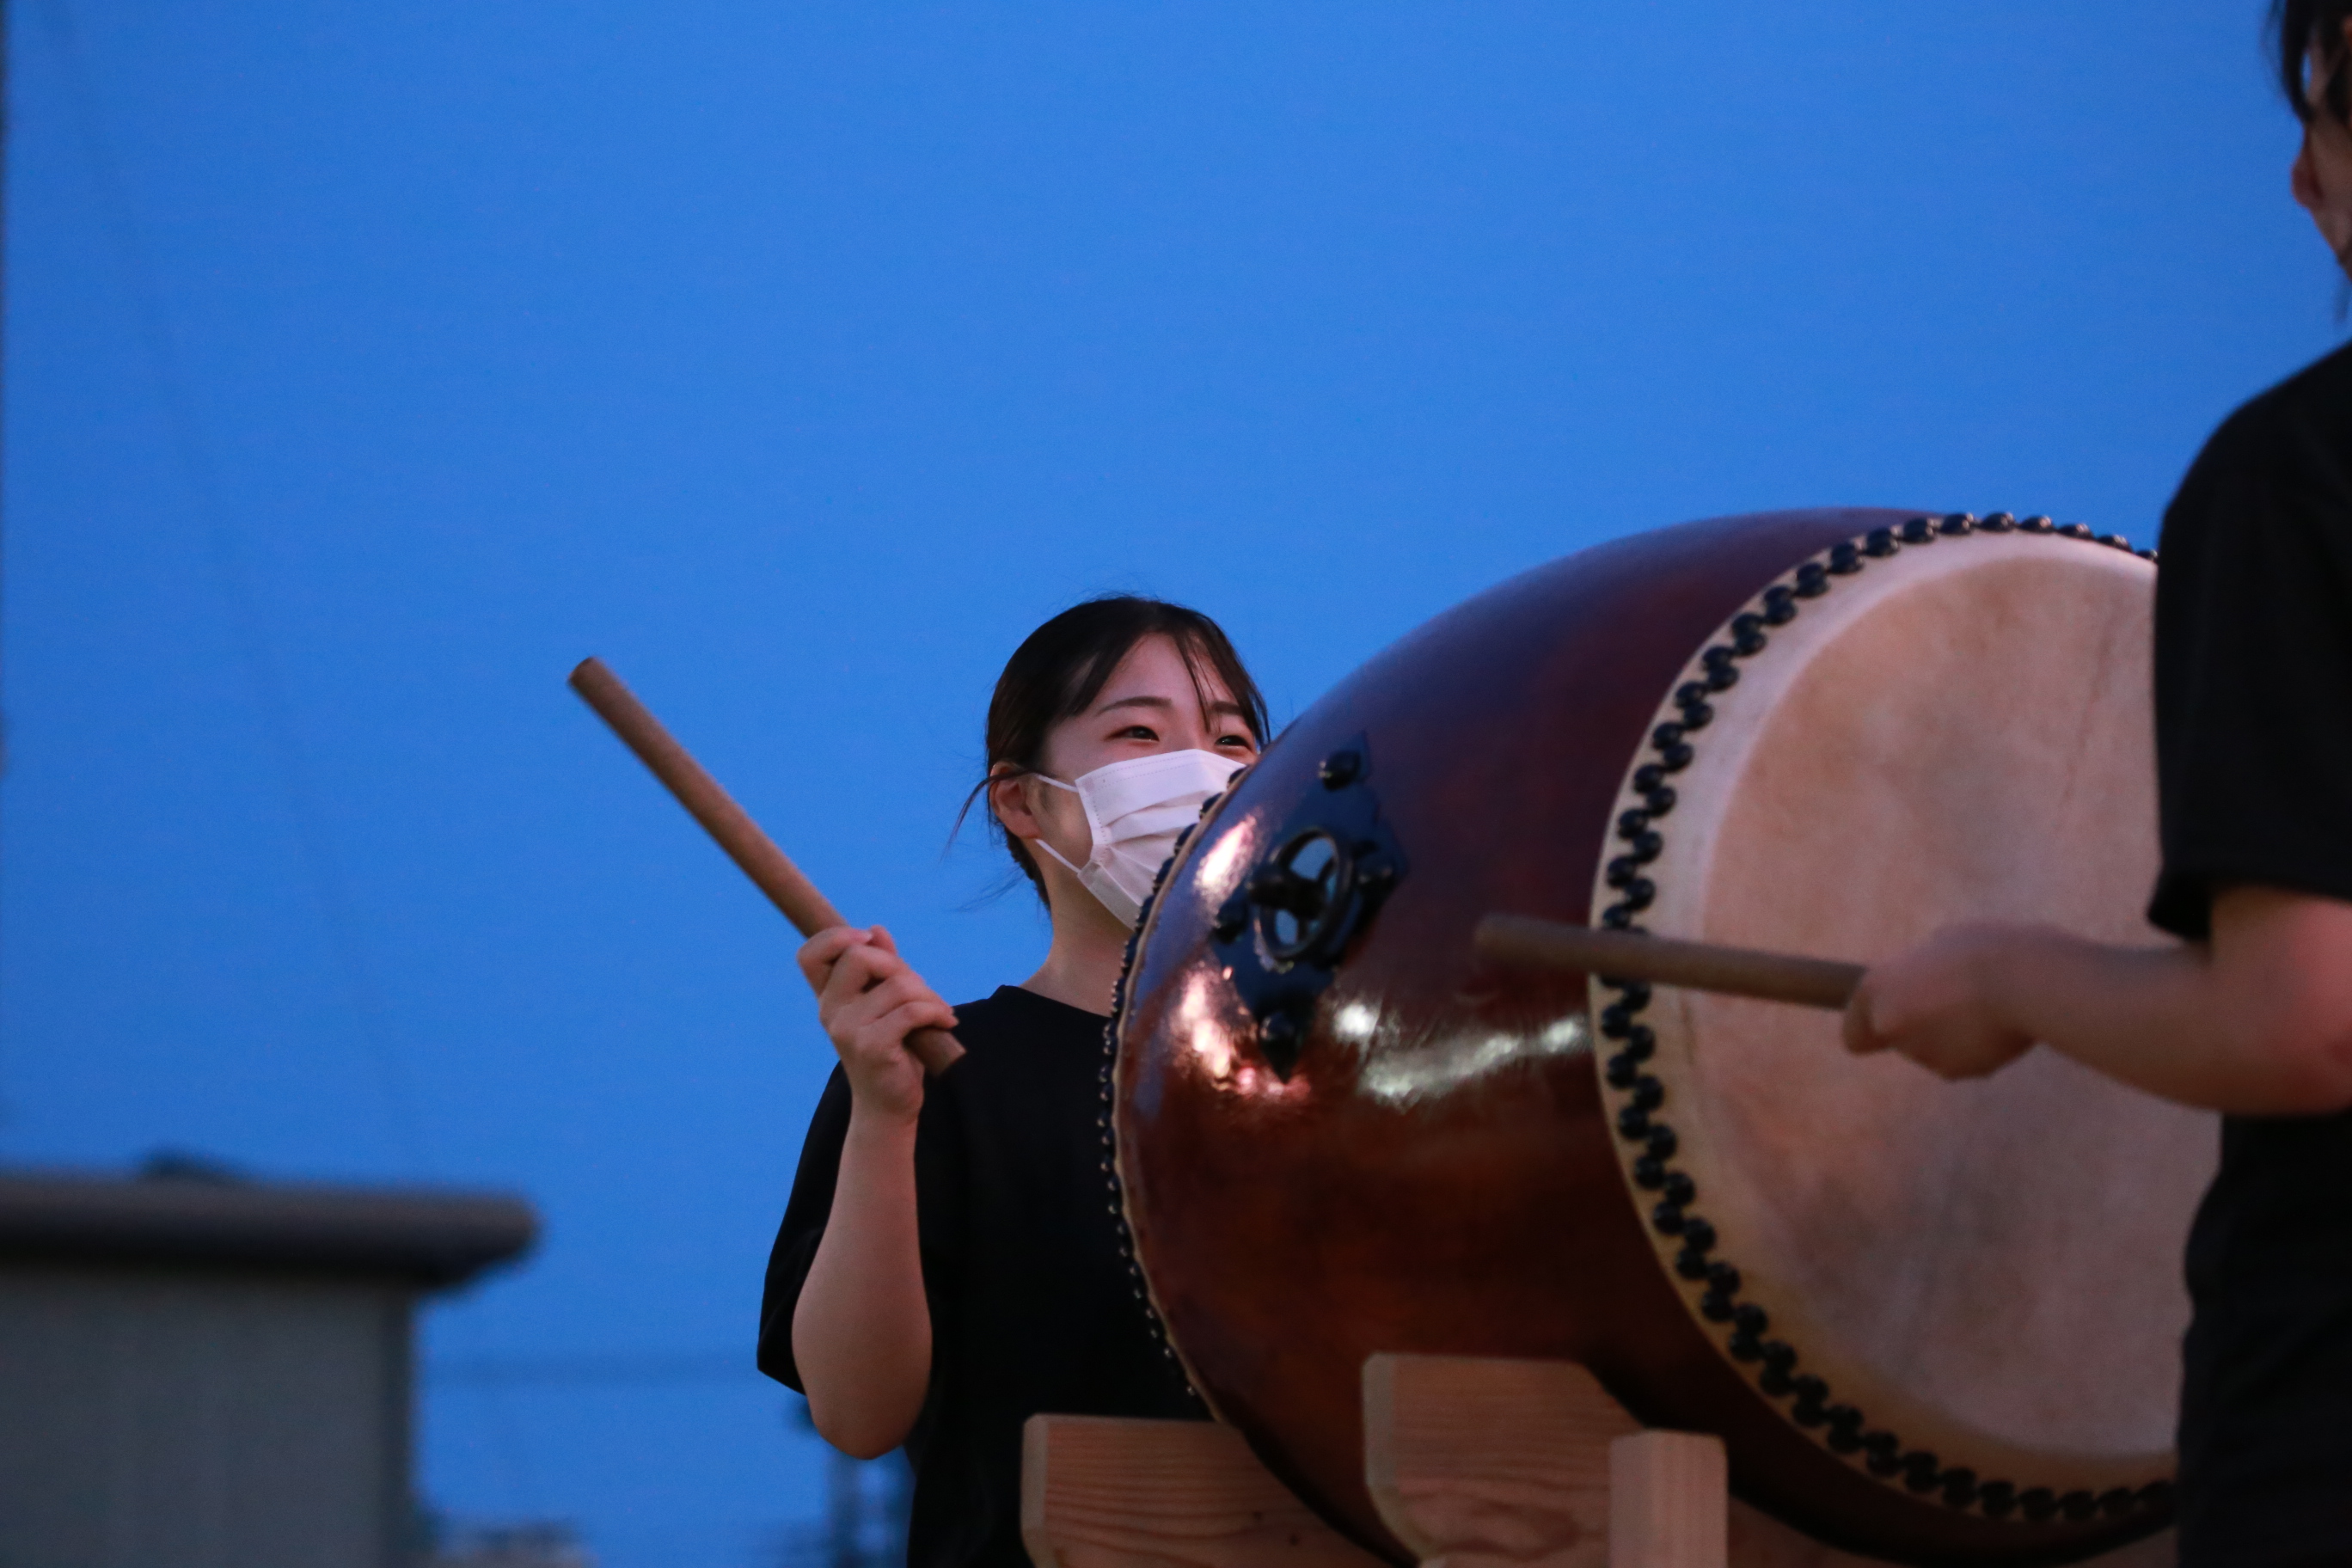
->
[[1088, 635, 1240, 714]]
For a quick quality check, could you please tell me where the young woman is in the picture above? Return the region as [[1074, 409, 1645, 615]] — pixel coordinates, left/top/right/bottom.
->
[[1845, 4, 2352, 1561], [757, 597, 1268, 1568]]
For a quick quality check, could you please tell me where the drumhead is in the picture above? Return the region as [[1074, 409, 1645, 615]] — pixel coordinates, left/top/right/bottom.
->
[[1595, 524, 2215, 1504]]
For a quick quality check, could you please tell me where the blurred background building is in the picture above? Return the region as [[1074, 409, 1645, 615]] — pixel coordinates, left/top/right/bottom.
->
[[0, 1158, 535, 1568]]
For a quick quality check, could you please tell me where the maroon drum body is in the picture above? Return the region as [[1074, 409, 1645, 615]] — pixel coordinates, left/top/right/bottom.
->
[[1107, 510, 2208, 1565]]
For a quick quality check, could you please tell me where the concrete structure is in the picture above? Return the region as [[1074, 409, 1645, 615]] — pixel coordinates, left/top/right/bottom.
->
[[0, 1162, 535, 1568]]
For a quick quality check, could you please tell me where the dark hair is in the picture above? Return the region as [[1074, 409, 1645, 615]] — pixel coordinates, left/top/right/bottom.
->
[[958, 596, 1268, 903], [2275, 0, 2352, 123]]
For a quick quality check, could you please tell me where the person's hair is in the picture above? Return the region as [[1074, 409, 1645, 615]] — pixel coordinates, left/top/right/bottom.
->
[[2275, 0, 2352, 123], [958, 596, 1268, 903]]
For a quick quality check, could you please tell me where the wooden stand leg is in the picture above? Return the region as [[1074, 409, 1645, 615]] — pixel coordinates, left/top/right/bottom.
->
[[1364, 1353, 1638, 1567], [1608, 1432, 1727, 1568], [1021, 1413, 1384, 1568]]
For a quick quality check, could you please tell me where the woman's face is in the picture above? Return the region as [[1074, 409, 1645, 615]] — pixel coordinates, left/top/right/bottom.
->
[[1001, 633, 1259, 892], [2292, 24, 2352, 270]]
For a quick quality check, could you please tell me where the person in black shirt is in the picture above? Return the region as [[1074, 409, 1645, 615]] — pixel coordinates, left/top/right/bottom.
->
[[1842, 5, 2352, 1562], [759, 597, 1268, 1568]]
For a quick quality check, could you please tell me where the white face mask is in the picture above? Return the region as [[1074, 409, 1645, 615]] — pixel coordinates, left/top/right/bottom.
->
[[1030, 749, 1245, 927]]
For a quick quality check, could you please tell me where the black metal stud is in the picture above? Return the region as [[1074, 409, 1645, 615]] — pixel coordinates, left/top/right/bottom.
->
[[1828, 541, 1862, 574], [1794, 560, 1830, 597], [1978, 511, 2015, 532], [1937, 512, 1975, 536], [2020, 514, 2053, 533], [1863, 527, 1900, 557], [1899, 516, 1938, 544], [1761, 585, 1798, 624]]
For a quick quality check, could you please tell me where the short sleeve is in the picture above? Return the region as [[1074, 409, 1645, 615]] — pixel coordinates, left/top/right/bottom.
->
[[2150, 364, 2352, 939]]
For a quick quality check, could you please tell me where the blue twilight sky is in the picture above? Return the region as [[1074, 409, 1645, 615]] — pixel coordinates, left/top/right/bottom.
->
[[5, 3, 2343, 1563]]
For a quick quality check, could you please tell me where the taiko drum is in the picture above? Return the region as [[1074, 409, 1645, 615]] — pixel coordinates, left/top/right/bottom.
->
[[1106, 508, 2214, 1565]]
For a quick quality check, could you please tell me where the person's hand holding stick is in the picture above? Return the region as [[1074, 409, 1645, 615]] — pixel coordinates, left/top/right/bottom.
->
[[570, 658, 964, 1075]]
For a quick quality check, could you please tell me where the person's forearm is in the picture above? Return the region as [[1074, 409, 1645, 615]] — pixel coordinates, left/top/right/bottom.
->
[[1991, 928, 2352, 1116], [793, 1109, 931, 1457]]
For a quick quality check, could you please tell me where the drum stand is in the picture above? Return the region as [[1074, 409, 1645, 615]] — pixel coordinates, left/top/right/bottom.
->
[[1020, 1355, 2175, 1568]]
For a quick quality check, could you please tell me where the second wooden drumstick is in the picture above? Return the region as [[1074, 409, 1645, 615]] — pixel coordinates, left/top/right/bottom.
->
[[1474, 914, 1864, 1010], [571, 657, 964, 1075]]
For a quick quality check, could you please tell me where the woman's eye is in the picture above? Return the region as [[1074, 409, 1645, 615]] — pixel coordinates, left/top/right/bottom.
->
[[1118, 725, 1159, 741]]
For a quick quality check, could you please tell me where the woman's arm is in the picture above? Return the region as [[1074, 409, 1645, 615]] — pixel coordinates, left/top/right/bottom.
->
[[789, 926, 958, 1458], [1846, 886, 2352, 1115]]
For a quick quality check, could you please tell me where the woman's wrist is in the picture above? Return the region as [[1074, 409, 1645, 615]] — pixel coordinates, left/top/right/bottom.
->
[[844, 1093, 922, 1141]]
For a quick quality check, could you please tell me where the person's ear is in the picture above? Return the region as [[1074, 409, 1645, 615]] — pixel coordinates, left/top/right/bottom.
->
[[989, 768, 1044, 842]]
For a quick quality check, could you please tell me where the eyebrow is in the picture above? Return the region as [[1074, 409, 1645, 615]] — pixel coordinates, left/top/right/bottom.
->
[[1093, 695, 1252, 720]]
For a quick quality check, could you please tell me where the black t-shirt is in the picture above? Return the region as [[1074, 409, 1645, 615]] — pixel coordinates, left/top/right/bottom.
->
[[2151, 339, 2352, 1565], [758, 986, 1205, 1568]]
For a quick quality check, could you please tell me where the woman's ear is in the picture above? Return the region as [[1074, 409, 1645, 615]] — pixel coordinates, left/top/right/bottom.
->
[[989, 767, 1044, 844]]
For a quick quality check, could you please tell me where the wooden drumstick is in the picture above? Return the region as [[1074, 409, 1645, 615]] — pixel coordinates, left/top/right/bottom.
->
[[570, 657, 965, 1075], [1474, 915, 1864, 1010]]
